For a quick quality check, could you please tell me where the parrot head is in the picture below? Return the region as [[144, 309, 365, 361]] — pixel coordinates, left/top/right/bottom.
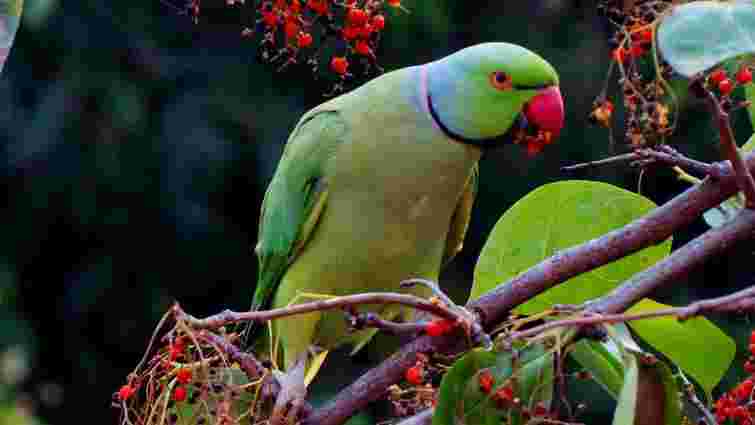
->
[[424, 42, 564, 154]]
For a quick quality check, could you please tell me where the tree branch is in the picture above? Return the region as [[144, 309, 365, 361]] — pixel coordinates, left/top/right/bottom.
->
[[508, 284, 755, 341], [306, 152, 754, 425], [174, 293, 461, 329]]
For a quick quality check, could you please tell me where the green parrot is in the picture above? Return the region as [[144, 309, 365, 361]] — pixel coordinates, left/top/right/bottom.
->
[[250, 42, 564, 375]]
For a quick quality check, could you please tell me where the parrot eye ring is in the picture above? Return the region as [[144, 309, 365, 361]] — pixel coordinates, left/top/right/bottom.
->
[[490, 71, 512, 90]]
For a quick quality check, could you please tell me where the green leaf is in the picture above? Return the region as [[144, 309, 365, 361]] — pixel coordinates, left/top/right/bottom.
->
[[570, 339, 625, 398], [433, 345, 554, 425], [612, 354, 639, 425], [626, 299, 735, 396], [433, 349, 498, 425], [471, 181, 672, 315], [657, 1, 755, 77]]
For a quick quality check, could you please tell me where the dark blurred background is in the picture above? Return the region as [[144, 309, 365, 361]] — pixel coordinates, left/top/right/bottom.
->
[[1, 0, 755, 424]]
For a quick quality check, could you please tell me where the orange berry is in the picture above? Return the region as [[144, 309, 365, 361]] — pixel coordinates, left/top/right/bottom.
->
[[290, 0, 301, 13], [297, 32, 313, 48], [173, 386, 188, 402], [330, 56, 348, 75], [386, 0, 400, 6]]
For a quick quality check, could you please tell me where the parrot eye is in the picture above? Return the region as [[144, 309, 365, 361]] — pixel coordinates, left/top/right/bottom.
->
[[490, 71, 512, 90]]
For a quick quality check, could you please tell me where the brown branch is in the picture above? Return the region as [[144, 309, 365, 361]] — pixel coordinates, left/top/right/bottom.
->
[[306, 151, 755, 425], [508, 284, 755, 341], [561, 146, 716, 177], [347, 312, 427, 335], [588, 209, 755, 314], [704, 89, 755, 208], [174, 293, 461, 329]]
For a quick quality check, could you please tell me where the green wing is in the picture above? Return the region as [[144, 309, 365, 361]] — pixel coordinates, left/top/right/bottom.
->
[[251, 111, 347, 311], [442, 163, 478, 266]]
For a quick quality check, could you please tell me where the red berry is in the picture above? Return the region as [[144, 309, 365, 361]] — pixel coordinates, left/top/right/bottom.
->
[[737, 66, 753, 85], [330, 56, 348, 75], [386, 0, 401, 7], [371, 14, 385, 30], [118, 384, 135, 402], [176, 368, 192, 385], [347, 8, 368, 26], [750, 330, 755, 345], [603, 100, 614, 112], [425, 319, 455, 337], [306, 0, 327, 15], [290, 0, 301, 13], [629, 44, 645, 58], [358, 24, 373, 38], [342, 25, 359, 40], [493, 385, 515, 407], [405, 365, 424, 385], [710, 69, 727, 85], [736, 379, 754, 400], [745, 360, 755, 374], [478, 370, 494, 394], [173, 386, 188, 402], [355, 40, 371, 56], [262, 12, 279, 27], [719, 78, 734, 95], [284, 21, 299, 39], [533, 402, 548, 417], [611, 48, 626, 63], [297, 32, 313, 48]]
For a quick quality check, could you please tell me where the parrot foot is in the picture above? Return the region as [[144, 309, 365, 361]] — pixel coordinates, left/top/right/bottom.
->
[[270, 352, 311, 425], [400, 278, 492, 350]]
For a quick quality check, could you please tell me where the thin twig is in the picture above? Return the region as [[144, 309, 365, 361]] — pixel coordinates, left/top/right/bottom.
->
[[562, 146, 716, 177], [507, 285, 755, 341], [561, 152, 637, 171], [347, 312, 427, 335], [704, 89, 755, 208], [175, 293, 461, 329]]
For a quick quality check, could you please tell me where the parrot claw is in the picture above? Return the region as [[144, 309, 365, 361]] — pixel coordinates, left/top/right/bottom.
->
[[271, 353, 309, 425], [400, 278, 492, 350]]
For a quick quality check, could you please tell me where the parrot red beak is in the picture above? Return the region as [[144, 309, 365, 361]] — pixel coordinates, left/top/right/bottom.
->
[[517, 86, 564, 155]]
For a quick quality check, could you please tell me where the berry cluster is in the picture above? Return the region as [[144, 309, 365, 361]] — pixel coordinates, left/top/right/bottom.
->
[[706, 65, 753, 98], [713, 331, 755, 425], [173, 0, 404, 95], [113, 329, 266, 425], [476, 369, 550, 419], [593, 0, 676, 148], [393, 353, 438, 417]]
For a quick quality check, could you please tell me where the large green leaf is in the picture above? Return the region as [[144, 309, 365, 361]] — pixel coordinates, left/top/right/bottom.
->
[[626, 299, 735, 396], [471, 181, 672, 315], [657, 1, 755, 77]]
